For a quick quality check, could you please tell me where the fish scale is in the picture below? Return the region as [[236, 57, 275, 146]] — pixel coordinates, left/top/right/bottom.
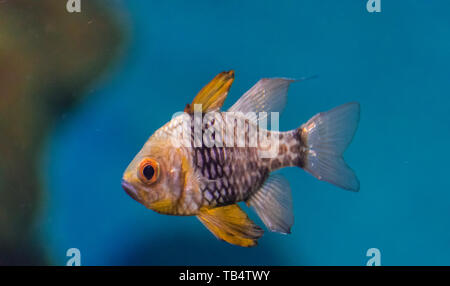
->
[[190, 112, 281, 208], [193, 145, 267, 207]]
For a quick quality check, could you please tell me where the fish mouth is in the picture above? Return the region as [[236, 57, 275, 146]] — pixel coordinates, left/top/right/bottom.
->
[[121, 179, 140, 202]]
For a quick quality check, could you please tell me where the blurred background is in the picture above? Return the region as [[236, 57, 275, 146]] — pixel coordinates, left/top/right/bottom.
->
[[1, 0, 450, 265]]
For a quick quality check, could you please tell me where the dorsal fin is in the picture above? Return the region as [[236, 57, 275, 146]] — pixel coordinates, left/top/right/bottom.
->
[[185, 70, 235, 113], [227, 78, 293, 122], [197, 204, 264, 247], [228, 76, 316, 123]]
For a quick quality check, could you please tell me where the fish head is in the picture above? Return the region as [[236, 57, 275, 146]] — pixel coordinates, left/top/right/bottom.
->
[[121, 135, 185, 214]]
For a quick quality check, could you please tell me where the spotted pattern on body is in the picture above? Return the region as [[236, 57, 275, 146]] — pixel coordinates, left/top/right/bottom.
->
[[262, 128, 307, 172], [161, 112, 308, 210], [188, 113, 308, 208]]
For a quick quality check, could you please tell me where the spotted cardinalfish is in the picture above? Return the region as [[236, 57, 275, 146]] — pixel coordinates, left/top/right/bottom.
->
[[122, 71, 360, 247]]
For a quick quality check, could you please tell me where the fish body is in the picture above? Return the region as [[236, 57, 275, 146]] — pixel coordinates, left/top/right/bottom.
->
[[174, 113, 302, 210], [122, 71, 360, 247]]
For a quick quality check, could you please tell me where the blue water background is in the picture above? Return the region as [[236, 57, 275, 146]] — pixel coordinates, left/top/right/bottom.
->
[[40, 1, 450, 265]]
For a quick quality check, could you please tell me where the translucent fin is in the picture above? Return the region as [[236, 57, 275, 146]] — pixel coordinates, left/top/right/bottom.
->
[[246, 174, 294, 234], [197, 204, 264, 247], [185, 70, 235, 113], [227, 78, 295, 122], [300, 102, 360, 191]]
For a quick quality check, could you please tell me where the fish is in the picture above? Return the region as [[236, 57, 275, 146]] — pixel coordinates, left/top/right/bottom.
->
[[121, 70, 360, 247]]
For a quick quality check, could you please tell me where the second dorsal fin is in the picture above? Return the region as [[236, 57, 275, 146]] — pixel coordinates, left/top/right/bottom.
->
[[227, 77, 294, 122], [227, 76, 315, 123]]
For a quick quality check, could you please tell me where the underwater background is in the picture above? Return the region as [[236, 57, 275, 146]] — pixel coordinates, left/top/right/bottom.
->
[[1, 0, 450, 265]]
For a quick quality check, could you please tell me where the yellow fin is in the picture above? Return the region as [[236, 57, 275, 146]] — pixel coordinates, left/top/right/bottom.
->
[[197, 204, 264, 247], [150, 199, 174, 214], [185, 70, 235, 113]]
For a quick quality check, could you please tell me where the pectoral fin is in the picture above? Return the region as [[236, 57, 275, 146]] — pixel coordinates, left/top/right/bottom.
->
[[185, 70, 234, 113], [197, 204, 264, 247]]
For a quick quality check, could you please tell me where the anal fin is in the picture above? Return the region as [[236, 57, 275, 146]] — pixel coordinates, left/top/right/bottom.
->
[[246, 174, 294, 234], [197, 204, 264, 247]]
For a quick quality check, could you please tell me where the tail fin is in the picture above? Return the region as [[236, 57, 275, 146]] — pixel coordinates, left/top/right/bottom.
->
[[299, 102, 360, 191]]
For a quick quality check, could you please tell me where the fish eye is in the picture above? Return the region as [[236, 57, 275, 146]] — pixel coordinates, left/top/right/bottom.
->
[[138, 158, 160, 184]]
